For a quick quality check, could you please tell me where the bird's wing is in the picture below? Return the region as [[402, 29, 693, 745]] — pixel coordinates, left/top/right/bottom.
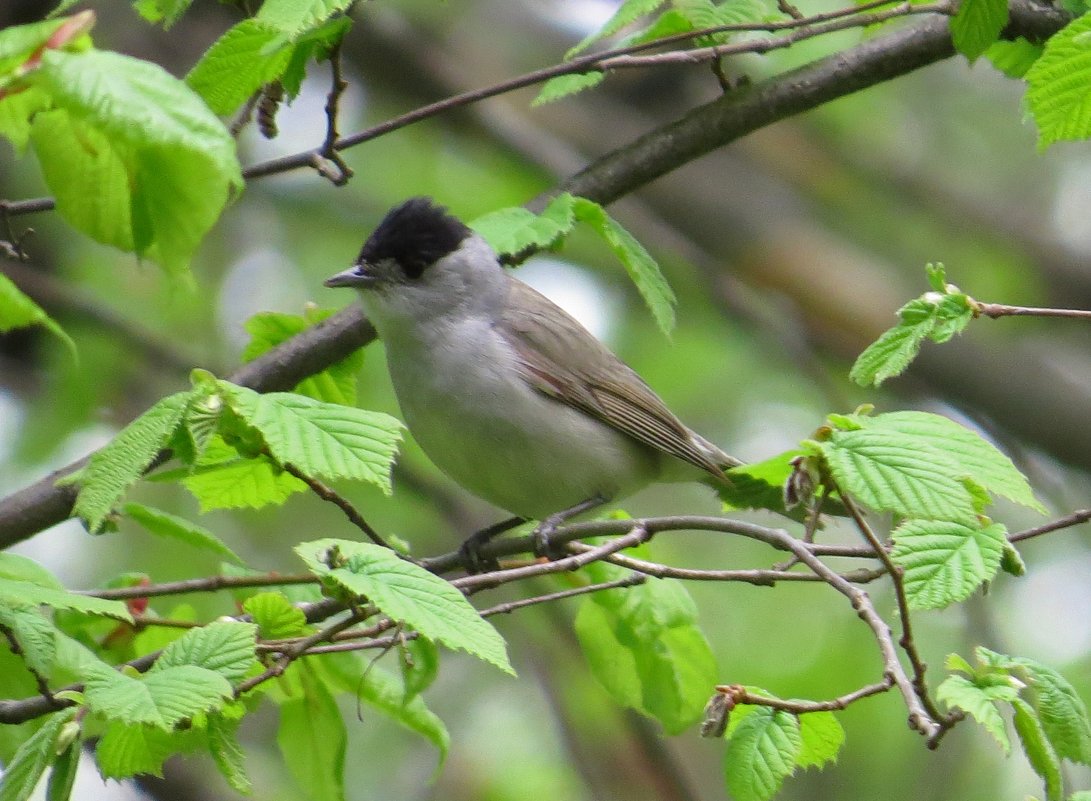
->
[[499, 278, 737, 480]]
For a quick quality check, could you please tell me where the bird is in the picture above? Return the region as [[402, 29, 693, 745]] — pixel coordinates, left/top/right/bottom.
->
[[325, 197, 741, 560]]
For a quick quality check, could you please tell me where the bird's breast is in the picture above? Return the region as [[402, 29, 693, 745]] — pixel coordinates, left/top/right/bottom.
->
[[382, 317, 659, 519]]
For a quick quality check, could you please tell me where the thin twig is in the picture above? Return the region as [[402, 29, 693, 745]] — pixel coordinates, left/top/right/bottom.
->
[[1008, 508, 1091, 544], [79, 571, 317, 600], [279, 461, 396, 552], [478, 574, 646, 616], [973, 302, 1091, 320], [838, 491, 949, 731], [313, 40, 353, 186], [235, 612, 364, 696], [719, 680, 893, 714]]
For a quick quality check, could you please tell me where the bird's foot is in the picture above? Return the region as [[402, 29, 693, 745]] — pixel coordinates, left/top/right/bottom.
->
[[458, 516, 526, 573], [531, 495, 608, 561]]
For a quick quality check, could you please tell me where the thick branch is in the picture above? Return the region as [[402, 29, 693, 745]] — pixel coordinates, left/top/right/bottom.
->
[[0, 0, 1070, 547]]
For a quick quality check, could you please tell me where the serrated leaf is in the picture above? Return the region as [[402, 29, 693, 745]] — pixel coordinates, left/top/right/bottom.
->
[[122, 502, 244, 565], [937, 673, 1012, 753], [277, 662, 346, 801], [94, 721, 175, 779], [1027, 14, 1091, 150], [820, 428, 978, 523], [724, 707, 802, 801], [950, 0, 1008, 61], [241, 310, 363, 405], [849, 319, 930, 387], [27, 49, 242, 275], [566, 0, 667, 56], [73, 392, 189, 533], [1014, 697, 1064, 801], [0, 710, 73, 801], [986, 37, 1043, 78], [151, 621, 258, 683], [0, 273, 74, 353], [865, 411, 1044, 512], [891, 519, 1006, 609], [256, 0, 353, 38], [571, 197, 675, 334], [186, 20, 293, 115], [243, 592, 307, 639], [1012, 658, 1091, 765], [470, 204, 573, 256], [84, 665, 232, 729], [219, 382, 403, 493], [574, 567, 716, 734], [207, 713, 251, 794], [0, 579, 131, 622], [180, 455, 308, 511], [0, 555, 63, 589], [532, 71, 606, 106], [295, 539, 513, 675], [795, 711, 845, 768], [0, 605, 58, 679]]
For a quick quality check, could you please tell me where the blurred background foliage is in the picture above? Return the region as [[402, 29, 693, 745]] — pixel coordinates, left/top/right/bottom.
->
[[1, 0, 1089, 799]]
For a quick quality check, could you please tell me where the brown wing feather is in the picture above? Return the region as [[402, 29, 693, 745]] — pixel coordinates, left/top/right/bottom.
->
[[500, 278, 732, 479]]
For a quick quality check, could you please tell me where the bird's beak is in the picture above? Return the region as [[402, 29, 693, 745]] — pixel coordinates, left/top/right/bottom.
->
[[324, 264, 376, 288]]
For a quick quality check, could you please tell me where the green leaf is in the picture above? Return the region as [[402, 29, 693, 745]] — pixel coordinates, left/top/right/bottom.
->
[[0, 554, 63, 589], [151, 621, 258, 683], [532, 71, 606, 106], [0, 605, 58, 679], [891, 520, 1007, 610], [850, 277, 974, 386], [1012, 658, 1091, 765], [207, 713, 251, 795], [94, 721, 175, 779], [950, 0, 1008, 61], [470, 198, 575, 256], [23, 48, 242, 275], [256, 0, 353, 38], [132, 0, 194, 28], [218, 382, 403, 493], [73, 391, 190, 533], [0, 579, 131, 622], [321, 654, 449, 761], [571, 197, 676, 335], [243, 592, 307, 639], [986, 37, 1044, 78], [0, 273, 74, 352], [45, 739, 79, 801], [820, 427, 978, 524], [1014, 697, 1064, 801], [795, 711, 845, 769], [401, 637, 440, 702], [122, 502, 245, 565], [241, 310, 363, 405], [723, 707, 802, 801], [295, 539, 514, 675], [0, 86, 51, 152], [862, 411, 1044, 512], [937, 673, 1012, 753], [0, 710, 74, 801], [179, 454, 308, 511], [1027, 14, 1091, 150], [566, 0, 667, 56], [84, 664, 233, 729], [574, 565, 716, 733], [849, 318, 930, 387], [277, 662, 346, 801], [186, 20, 293, 115]]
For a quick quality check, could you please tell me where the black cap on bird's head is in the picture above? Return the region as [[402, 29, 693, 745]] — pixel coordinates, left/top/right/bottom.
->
[[325, 197, 472, 289]]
